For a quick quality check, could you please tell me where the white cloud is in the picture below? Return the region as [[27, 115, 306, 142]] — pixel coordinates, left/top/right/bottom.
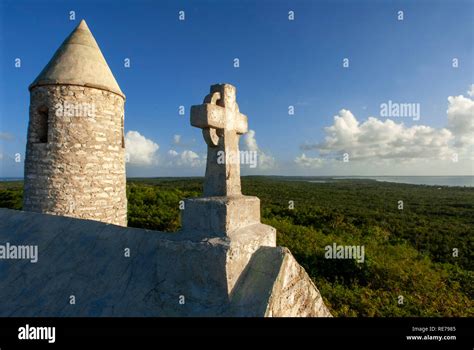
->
[[296, 85, 474, 173], [447, 93, 474, 147], [168, 149, 178, 157], [244, 130, 259, 151], [242, 129, 276, 170], [180, 150, 201, 167], [295, 153, 324, 168], [124, 130, 203, 169], [167, 149, 203, 167], [125, 131, 159, 166], [468, 84, 474, 97], [303, 109, 454, 161]]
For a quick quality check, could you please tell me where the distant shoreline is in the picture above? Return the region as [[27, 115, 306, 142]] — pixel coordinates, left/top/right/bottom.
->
[[2, 175, 473, 187], [329, 176, 473, 187]]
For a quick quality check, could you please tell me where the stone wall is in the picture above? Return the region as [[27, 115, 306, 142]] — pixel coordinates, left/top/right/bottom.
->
[[23, 85, 127, 226], [0, 208, 332, 317]]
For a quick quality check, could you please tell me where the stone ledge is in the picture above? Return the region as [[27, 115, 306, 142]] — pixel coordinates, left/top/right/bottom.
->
[[0, 208, 331, 317]]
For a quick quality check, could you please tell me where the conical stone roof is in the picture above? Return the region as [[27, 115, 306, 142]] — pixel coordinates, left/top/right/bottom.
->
[[29, 20, 124, 98]]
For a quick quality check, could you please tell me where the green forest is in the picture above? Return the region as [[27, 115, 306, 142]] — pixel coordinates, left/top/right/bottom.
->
[[1, 177, 473, 317]]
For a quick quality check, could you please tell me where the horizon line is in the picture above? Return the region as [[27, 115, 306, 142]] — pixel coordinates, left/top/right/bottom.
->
[[1, 175, 474, 179]]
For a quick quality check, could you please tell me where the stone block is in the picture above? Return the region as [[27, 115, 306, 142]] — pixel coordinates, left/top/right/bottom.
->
[[182, 195, 261, 236]]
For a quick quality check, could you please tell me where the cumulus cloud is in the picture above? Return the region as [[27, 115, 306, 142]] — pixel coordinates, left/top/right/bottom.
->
[[124, 130, 204, 169], [167, 149, 203, 167], [313, 109, 455, 161], [125, 131, 159, 165], [168, 149, 178, 157], [447, 94, 474, 147], [468, 84, 474, 97], [244, 130, 259, 151], [296, 86, 474, 169], [295, 153, 324, 168], [242, 129, 276, 170]]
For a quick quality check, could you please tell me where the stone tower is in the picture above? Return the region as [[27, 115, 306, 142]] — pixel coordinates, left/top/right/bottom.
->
[[23, 20, 127, 226]]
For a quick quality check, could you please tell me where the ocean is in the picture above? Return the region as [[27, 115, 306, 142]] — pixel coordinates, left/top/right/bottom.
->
[[331, 176, 474, 187]]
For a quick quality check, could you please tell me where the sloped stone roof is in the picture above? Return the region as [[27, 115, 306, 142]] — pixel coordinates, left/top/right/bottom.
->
[[29, 20, 124, 98]]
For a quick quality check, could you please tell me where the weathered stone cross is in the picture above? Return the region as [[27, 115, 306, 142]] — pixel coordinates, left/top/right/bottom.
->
[[184, 84, 261, 236], [191, 84, 248, 197]]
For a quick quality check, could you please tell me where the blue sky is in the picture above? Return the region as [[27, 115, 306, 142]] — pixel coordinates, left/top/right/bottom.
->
[[0, 0, 473, 177]]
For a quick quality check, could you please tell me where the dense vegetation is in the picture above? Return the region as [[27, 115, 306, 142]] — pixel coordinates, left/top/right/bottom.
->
[[1, 177, 473, 316]]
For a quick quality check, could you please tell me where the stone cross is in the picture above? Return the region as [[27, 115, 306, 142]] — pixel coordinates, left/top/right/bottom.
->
[[191, 84, 248, 197], [184, 84, 262, 235]]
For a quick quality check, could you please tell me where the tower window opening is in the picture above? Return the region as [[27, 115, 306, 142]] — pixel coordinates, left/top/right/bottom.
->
[[37, 106, 48, 143]]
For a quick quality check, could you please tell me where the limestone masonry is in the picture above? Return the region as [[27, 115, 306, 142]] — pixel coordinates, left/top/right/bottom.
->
[[23, 20, 127, 226], [0, 208, 331, 317], [1, 20, 332, 317]]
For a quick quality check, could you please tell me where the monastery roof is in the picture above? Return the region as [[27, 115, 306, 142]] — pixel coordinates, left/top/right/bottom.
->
[[29, 20, 124, 98]]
